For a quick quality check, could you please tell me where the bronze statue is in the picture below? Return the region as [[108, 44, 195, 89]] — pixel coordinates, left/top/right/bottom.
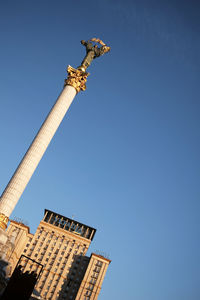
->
[[65, 38, 110, 93], [78, 38, 110, 72]]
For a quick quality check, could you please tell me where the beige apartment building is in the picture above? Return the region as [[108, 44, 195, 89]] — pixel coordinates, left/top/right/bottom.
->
[[4, 209, 111, 300]]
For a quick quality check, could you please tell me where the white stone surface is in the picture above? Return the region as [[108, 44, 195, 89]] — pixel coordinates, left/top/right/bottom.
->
[[0, 85, 76, 218], [0, 230, 8, 246]]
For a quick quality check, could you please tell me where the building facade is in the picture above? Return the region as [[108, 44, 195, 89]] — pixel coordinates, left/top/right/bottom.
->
[[4, 210, 110, 300]]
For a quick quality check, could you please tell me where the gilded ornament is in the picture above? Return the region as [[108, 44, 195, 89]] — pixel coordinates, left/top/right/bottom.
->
[[65, 66, 89, 93], [0, 213, 9, 230]]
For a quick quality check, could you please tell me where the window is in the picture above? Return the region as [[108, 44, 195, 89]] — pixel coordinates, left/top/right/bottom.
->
[[97, 261, 103, 267], [92, 273, 98, 279], [90, 278, 96, 284], [94, 266, 100, 272], [86, 291, 92, 296]]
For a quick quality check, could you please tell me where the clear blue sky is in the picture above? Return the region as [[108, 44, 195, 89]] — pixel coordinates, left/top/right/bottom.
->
[[0, 1, 200, 299]]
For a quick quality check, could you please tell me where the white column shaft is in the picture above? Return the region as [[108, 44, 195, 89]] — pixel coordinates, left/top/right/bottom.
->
[[0, 85, 76, 217]]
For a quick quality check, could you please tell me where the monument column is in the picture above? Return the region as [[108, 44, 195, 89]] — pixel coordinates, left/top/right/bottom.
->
[[0, 68, 87, 231], [0, 85, 76, 229], [0, 38, 110, 231]]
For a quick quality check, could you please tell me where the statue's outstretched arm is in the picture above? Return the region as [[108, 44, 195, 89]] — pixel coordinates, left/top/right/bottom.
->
[[97, 46, 110, 57]]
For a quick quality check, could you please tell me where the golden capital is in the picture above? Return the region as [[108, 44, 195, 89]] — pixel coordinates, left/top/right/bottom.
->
[[0, 213, 9, 230], [65, 65, 89, 93]]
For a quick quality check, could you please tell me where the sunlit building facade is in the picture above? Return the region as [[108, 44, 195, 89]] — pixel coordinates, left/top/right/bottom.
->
[[5, 209, 111, 300]]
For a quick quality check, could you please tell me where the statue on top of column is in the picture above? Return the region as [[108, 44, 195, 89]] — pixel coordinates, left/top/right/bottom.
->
[[78, 38, 110, 72], [66, 38, 110, 92]]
